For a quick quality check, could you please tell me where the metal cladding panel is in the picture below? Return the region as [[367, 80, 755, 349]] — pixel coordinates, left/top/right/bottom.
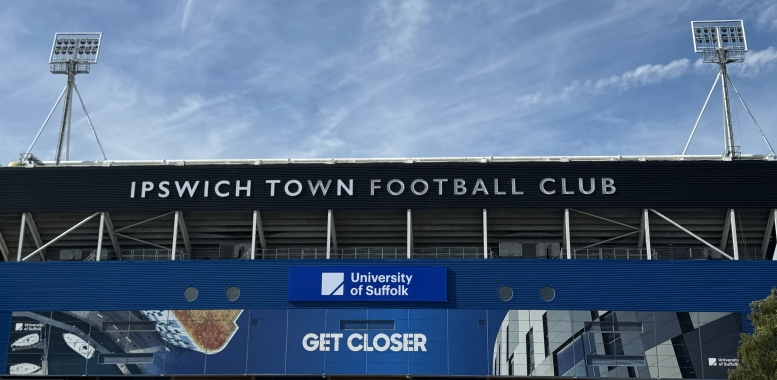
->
[[1, 161, 777, 213], [0, 260, 775, 313]]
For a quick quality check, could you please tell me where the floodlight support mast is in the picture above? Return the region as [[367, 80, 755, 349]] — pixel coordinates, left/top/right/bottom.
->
[[54, 65, 77, 165], [716, 33, 737, 160]]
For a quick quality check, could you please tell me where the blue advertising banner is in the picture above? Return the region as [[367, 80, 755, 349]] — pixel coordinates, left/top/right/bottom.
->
[[3, 308, 744, 378], [288, 266, 448, 302]]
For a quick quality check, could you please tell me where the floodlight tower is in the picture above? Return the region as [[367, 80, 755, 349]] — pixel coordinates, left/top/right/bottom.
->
[[48, 32, 103, 165], [690, 20, 747, 160]]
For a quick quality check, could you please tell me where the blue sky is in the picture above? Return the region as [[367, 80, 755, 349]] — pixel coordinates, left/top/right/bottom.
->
[[1, 0, 777, 163]]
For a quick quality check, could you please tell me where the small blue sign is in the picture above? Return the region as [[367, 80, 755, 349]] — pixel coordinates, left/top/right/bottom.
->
[[288, 266, 447, 302]]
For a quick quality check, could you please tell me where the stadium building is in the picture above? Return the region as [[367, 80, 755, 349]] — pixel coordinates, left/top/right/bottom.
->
[[1, 156, 777, 380], [2, 20, 777, 380]]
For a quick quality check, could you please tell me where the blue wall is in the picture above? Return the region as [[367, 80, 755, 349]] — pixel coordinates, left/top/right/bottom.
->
[[0, 259, 775, 313]]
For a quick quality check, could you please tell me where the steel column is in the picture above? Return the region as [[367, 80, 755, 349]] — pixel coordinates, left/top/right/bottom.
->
[[563, 209, 571, 259], [17, 213, 26, 262], [0, 230, 9, 262], [103, 213, 121, 259], [175, 211, 192, 257], [24, 213, 45, 261], [251, 211, 258, 260], [761, 209, 775, 260], [730, 209, 739, 260], [407, 209, 413, 259], [483, 209, 488, 259], [720, 209, 732, 250], [171, 211, 179, 261], [326, 210, 333, 259], [643, 209, 652, 260], [96, 212, 105, 261]]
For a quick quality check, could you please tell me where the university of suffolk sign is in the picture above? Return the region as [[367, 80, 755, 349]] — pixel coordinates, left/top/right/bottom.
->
[[0, 160, 776, 212]]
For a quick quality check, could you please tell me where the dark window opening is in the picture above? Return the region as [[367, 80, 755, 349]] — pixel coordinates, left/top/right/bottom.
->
[[339, 319, 395, 330]]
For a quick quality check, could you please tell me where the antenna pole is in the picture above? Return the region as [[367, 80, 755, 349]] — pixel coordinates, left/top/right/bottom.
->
[[55, 61, 76, 165]]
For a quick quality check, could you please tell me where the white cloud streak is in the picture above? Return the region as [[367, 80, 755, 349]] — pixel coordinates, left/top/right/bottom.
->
[[519, 59, 690, 106]]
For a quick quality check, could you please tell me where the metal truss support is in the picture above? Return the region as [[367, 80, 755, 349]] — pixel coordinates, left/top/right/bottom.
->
[[720, 209, 739, 260], [17, 213, 45, 262], [114, 233, 170, 251], [0, 229, 9, 262], [115, 211, 175, 233], [483, 209, 488, 259], [97, 213, 105, 261], [327, 210, 337, 259], [407, 209, 413, 259], [23, 212, 100, 261], [114, 211, 176, 257], [761, 209, 776, 260], [649, 209, 733, 260], [17, 214, 26, 262], [103, 212, 121, 259], [251, 210, 267, 260], [576, 231, 639, 251], [568, 209, 640, 252], [175, 211, 192, 258], [171, 212, 180, 260], [563, 209, 571, 259], [643, 209, 652, 260]]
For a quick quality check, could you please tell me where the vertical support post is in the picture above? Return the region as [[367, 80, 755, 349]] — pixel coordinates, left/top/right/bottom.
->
[[563, 209, 571, 259], [0, 230, 9, 262], [96, 212, 105, 262], [760, 209, 775, 260], [717, 31, 736, 159], [55, 70, 76, 165], [637, 210, 646, 253], [730, 209, 739, 260], [643, 209, 652, 260], [251, 210, 258, 260], [17, 213, 26, 262], [483, 209, 488, 259], [171, 211, 179, 261], [773, 209, 777, 261], [326, 210, 333, 260], [407, 209, 413, 259]]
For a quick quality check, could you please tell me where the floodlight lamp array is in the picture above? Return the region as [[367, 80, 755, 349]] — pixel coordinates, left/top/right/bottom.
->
[[691, 20, 746, 63], [49, 32, 102, 69]]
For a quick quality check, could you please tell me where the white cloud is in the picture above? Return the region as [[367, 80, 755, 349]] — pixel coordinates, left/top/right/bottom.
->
[[519, 59, 690, 106], [376, 0, 430, 61]]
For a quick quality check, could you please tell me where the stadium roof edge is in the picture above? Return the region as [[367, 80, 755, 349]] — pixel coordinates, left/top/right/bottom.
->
[[5, 154, 776, 168]]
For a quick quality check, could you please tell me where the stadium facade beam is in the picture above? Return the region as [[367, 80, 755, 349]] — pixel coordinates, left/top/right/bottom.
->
[[326, 210, 336, 259], [761, 209, 776, 260], [407, 209, 413, 259], [96, 212, 105, 261], [649, 209, 733, 260], [720, 209, 732, 250], [171, 212, 180, 260], [18, 213, 46, 261], [251, 210, 267, 260], [102, 212, 121, 259], [483, 209, 488, 259], [563, 209, 571, 259], [175, 211, 192, 258], [0, 229, 9, 262], [23, 212, 100, 261], [643, 209, 652, 260]]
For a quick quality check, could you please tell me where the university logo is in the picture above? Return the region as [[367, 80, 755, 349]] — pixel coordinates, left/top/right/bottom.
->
[[321, 272, 344, 296], [708, 358, 717, 367], [15, 323, 23, 331]]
